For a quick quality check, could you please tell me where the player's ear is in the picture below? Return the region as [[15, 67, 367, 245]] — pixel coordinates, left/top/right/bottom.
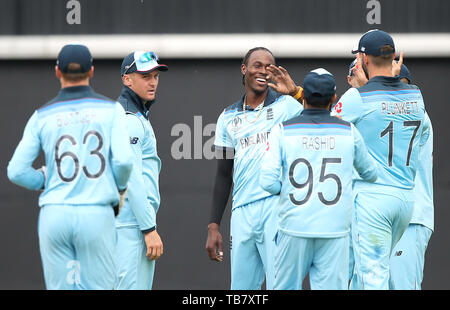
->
[[363, 53, 369, 66], [55, 65, 62, 79], [241, 64, 246, 76], [122, 74, 132, 87], [331, 94, 337, 103], [88, 66, 94, 78]]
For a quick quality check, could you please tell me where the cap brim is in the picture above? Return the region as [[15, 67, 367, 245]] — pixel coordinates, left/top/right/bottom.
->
[[136, 64, 168, 74], [351, 49, 359, 54]]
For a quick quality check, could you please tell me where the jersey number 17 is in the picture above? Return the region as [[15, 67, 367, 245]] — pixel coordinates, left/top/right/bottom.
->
[[380, 120, 421, 167]]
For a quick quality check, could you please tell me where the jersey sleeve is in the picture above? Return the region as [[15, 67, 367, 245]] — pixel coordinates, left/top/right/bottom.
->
[[124, 114, 156, 231], [419, 111, 431, 147], [283, 95, 304, 119], [110, 103, 134, 191], [352, 124, 378, 183], [7, 111, 45, 190], [142, 125, 162, 216], [260, 123, 283, 195], [332, 88, 365, 124], [214, 110, 233, 149]]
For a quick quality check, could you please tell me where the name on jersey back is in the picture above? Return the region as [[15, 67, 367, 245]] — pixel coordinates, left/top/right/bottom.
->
[[302, 136, 336, 151], [381, 101, 419, 115], [56, 110, 97, 128]]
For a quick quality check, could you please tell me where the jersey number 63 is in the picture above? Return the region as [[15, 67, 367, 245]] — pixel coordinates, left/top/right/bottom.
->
[[54, 130, 106, 182]]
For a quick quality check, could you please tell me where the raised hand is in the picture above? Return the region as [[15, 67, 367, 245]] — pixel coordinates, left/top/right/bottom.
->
[[352, 53, 369, 87], [266, 65, 299, 96]]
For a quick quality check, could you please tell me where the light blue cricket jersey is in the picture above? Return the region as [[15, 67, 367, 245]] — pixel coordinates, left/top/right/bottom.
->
[[214, 88, 303, 210], [115, 86, 161, 231], [260, 109, 377, 237], [7, 86, 133, 207], [411, 112, 434, 231], [333, 76, 426, 190]]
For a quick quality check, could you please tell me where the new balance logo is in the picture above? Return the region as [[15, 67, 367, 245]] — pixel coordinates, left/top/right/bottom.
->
[[267, 108, 274, 120], [130, 137, 139, 144], [395, 251, 403, 256]]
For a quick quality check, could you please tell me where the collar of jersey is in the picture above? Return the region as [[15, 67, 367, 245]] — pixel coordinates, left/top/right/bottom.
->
[[120, 86, 155, 116], [237, 88, 281, 111], [301, 108, 331, 116], [367, 75, 401, 85], [58, 85, 95, 100]]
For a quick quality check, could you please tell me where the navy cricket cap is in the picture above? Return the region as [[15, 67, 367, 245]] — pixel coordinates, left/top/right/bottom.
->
[[121, 51, 168, 76], [352, 29, 395, 56], [303, 68, 336, 99], [57, 44, 93, 73], [399, 63, 411, 83], [348, 58, 357, 76]]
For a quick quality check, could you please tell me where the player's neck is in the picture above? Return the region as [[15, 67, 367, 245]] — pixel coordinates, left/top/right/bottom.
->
[[60, 79, 90, 89], [245, 89, 268, 109], [368, 66, 393, 79]]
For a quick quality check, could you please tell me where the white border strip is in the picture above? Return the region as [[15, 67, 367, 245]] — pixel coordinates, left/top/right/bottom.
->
[[0, 33, 449, 59]]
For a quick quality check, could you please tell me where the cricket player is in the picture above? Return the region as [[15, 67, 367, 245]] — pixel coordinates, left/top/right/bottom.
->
[[260, 68, 377, 290], [7, 44, 134, 289], [205, 47, 304, 289], [389, 64, 434, 290], [266, 30, 428, 289], [114, 51, 167, 290], [333, 30, 427, 289], [345, 59, 434, 289], [345, 56, 408, 289]]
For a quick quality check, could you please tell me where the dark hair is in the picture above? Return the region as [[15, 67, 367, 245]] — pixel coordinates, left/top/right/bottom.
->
[[304, 94, 334, 108], [242, 47, 275, 66], [61, 63, 90, 82], [368, 45, 395, 67], [241, 47, 275, 85]]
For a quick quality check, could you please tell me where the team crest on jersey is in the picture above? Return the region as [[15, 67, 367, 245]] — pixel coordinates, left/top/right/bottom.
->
[[231, 116, 243, 132], [334, 102, 343, 113]]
